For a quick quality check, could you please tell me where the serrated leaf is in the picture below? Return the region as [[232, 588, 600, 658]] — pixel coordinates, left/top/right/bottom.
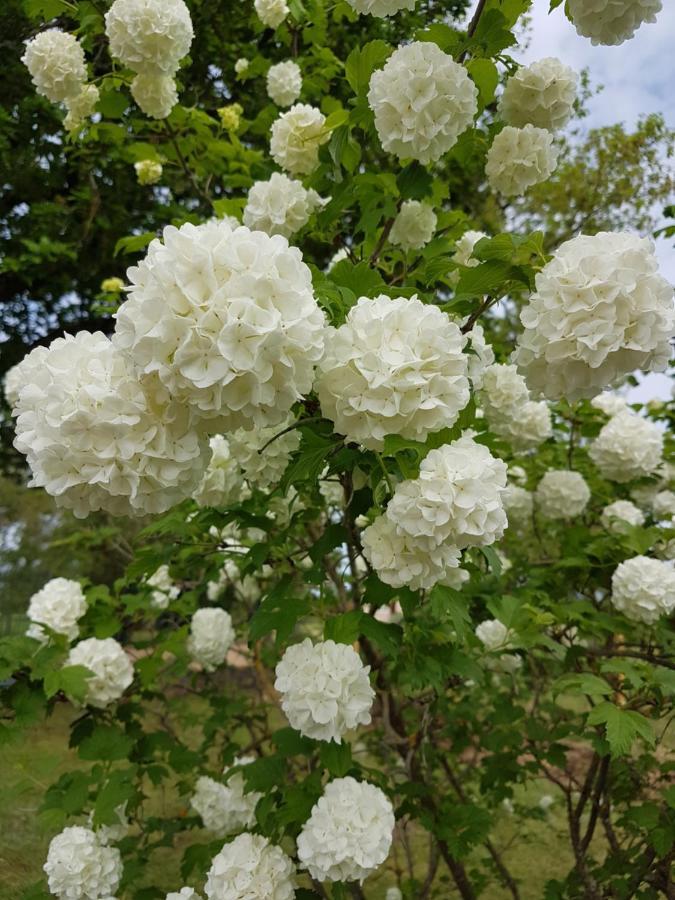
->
[[78, 725, 134, 761], [324, 610, 363, 644], [114, 232, 155, 257], [467, 58, 499, 109], [319, 741, 353, 776], [345, 40, 392, 96], [587, 702, 656, 757]]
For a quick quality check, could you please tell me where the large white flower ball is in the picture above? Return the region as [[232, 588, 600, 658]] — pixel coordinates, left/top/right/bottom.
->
[[475, 619, 511, 651], [254, 0, 290, 28], [114, 221, 326, 431], [652, 490, 675, 520], [503, 484, 534, 529], [64, 84, 100, 131], [204, 833, 296, 900], [316, 295, 470, 450], [345, 0, 415, 15], [270, 104, 328, 175], [66, 638, 134, 708], [589, 411, 663, 482], [502, 401, 553, 451], [568, 0, 661, 45], [601, 499, 646, 531], [389, 200, 437, 251], [228, 418, 300, 491], [274, 638, 374, 742], [187, 607, 235, 672], [591, 392, 630, 417], [193, 435, 246, 508], [535, 470, 590, 520], [266, 60, 302, 107], [13, 332, 207, 518], [486, 125, 559, 197], [368, 41, 478, 164], [479, 363, 552, 450], [22, 30, 87, 104], [131, 72, 178, 119], [44, 826, 122, 900], [513, 233, 674, 401], [480, 364, 529, 416], [611, 555, 675, 623], [26, 578, 87, 643], [105, 0, 194, 75], [243, 173, 325, 239], [498, 58, 578, 131], [297, 777, 395, 882], [191, 757, 261, 835]]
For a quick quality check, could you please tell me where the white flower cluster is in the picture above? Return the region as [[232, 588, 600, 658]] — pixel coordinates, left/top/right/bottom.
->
[[502, 484, 534, 529], [568, 0, 661, 45], [535, 470, 590, 520], [316, 295, 470, 450], [611, 555, 675, 623], [513, 232, 674, 401], [653, 490, 675, 520], [591, 392, 629, 417], [255, 0, 290, 28], [193, 435, 245, 508], [146, 564, 180, 609], [12, 332, 207, 518], [131, 72, 178, 119], [187, 607, 235, 671], [114, 221, 326, 431], [270, 104, 328, 175], [389, 201, 437, 251], [191, 757, 261, 835], [486, 124, 559, 196], [64, 83, 100, 131], [475, 619, 511, 651], [464, 322, 495, 388], [266, 60, 302, 107], [448, 230, 487, 289], [368, 42, 477, 164], [243, 173, 325, 238], [66, 637, 134, 708], [589, 411, 663, 482], [207, 560, 267, 604], [135, 158, 163, 184], [601, 499, 645, 531], [274, 639, 374, 742], [44, 826, 122, 900], [235, 58, 249, 76], [499, 58, 578, 131], [345, 0, 415, 15], [26, 578, 87, 643], [228, 419, 300, 491], [167, 889, 201, 900], [22, 30, 87, 103], [204, 833, 296, 900], [297, 777, 395, 882], [479, 363, 552, 450]]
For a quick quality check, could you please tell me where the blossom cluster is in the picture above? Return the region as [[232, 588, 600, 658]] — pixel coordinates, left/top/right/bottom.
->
[[479, 363, 552, 451]]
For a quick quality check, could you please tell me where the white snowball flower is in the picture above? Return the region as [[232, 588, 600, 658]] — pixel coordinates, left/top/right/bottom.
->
[[490, 653, 523, 675], [114, 221, 326, 431], [568, 0, 661, 45], [508, 465, 528, 485], [274, 638, 374, 742], [539, 794, 555, 812], [589, 412, 663, 482], [631, 484, 660, 510], [26, 578, 87, 644], [167, 889, 202, 900], [513, 232, 674, 402], [601, 499, 646, 531], [44, 826, 122, 900], [234, 58, 249, 76], [13, 332, 207, 518], [591, 393, 629, 417], [193, 435, 246, 508], [64, 84, 100, 131], [652, 490, 675, 520], [368, 41, 477, 164], [475, 619, 511, 651], [611, 555, 675, 623], [316, 295, 470, 450], [105, 0, 194, 75], [270, 103, 328, 176], [297, 777, 395, 882], [22, 30, 87, 104], [486, 125, 559, 197], [5, 356, 41, 408], [131, 72, 178, 119], [498, 58, 578, 131], [503, 484, 534, 529], [535, 470, 590, 520], [389, 201, 437, 251], [187, 607, 235, 672], [228, 419, 300, 491], [448, 230, 488, 289], [254, 0, 290, 28], [266, 60, 302, 107], [345, 0, 415, 14], [191, 757, 261, 835], [135, 158, 163, 184], [146, 564, 180, 609], [243, 173, 325, 238], [479, 363, 552, 449], [66, 638, 134, 708], [480, 363, 529, 416], [505, 401, 553, 451], [204, 833, 296, 900], [464, 322, 495, 388]]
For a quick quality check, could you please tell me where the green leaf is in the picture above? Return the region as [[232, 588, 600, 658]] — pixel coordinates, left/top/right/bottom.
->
[[78, 725, 134, 761], [324, 610, 363, 644], [397, 163, 433, 200], [454, 259, 527, 298], [345, 40, 392, 96], [587, 703, 656, 757], [23, 0, 71, 18], [249, 579, 311, 644], [553, 674, 613, 700], [44, 665, 92, 703], [272, 728, 315, 757], [467, 59, 499, 109], [319, 741, 353, 776], [93, 769, 137, 828], [360, 614, 403, 656], [242, 756, 286, 792], [480, 545, 502, 577], [114, 232, 155, 257], [329, 260, 389, 298], [429, 585, 471, 640], [415, 23, 463, 54]]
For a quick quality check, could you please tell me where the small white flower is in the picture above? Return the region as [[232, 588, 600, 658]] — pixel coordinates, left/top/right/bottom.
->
[[503, 484, 534, 529], [105, 0, 194, 75], [448, 230, 488, 289], [589, 412, 663, 482], [228, 417, 301, 491], [193, 435, 245, 508], [204, 833, 296, 900], [191, 756, 261, 835], [601, 500, 645, 531], [535, 470, 590, 520], [539, 794, 555, 812], [244, 172, 325, 238], [134, 158, 163, 184], [611, 555, 675, 623], [234, 58, 249, 76], [146, 564, 180, 609], [389, 201, 437, 251], [254, 0, 290, 28], [26, 578, 87, 643], [568, 0, 661, 45], [64, 84, 100, 131], [266, 60, 302, 107], [464, 322, 495, 388], [131, 72, 178, 119], [499, 58, 578, 131], [652, 490, 675, 520], [270, 103, 329, 175], [66, 638, 134, 708], [475, 619, 511, 651], [187, 607, 235, 672], [44, 826, 122, 900], [591, 393, 629, 417], [22, 30, 87, 104], [486, 125, 559, 197]]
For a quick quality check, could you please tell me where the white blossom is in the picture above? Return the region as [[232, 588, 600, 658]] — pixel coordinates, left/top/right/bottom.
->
[[22, 30, 87, 104], [486, 125, 559, 197], [270, 103, 328, 175], [503, 484, 534, 529], [479, 361, 552, 449], [385, 889, 403, 900], [601, 499, 646, 531], [146, 564, 180, 609], [204, 833, 296, 900], [489, 653, 523, 675], [499, 58, 578, 131], [135, 158, 163, 184], [652, 490, 675, 520], [66, 638, 134, 708], [44, 826, 122, 900], [535, 470, 590, 520], [255, 0, 289, 28], [167, 889, 202, 900], [234, 58, 249, 76], [131, 72, 178, 119], [368, 42, 477, 164], [508, 465, 528, 485], [611, 555, 675, 623], [64, 84, 100, 131], [191, 757, 261, 835], [243, 173, 325, 238], [480, 363, 530, 416], [539, 794, 555, 812], [193, 435, 246, 508], [297, 777, 395, 882], [568, 0, 661, 45], [316, 295, 470, 450], [589, 412, 663, 482], [448, 230, 488, 289], [475, 619, 511, 651], [266, 60, 302, 107], [228, 419, 300, 491], [105, 0, 194, 75], [464, 322, 495, 388], [187, 607, 235, 672], [26, 578, 87, 644], [389, 201, 437, 251], [345, 0, 415, 15], [591, 393, 630, 417]]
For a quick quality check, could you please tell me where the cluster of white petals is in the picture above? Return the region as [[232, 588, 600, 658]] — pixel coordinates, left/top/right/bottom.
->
[[135, 158, 163, 184], [480, 363, 529, 414], [535, 470, 590, 520], [601, 499, 645, 531], [297, 777, 395, 882], [66, 637, 134, 708], [591, 392, 630, 417], [146, 564, 180, 609], [193, 435, 245, 508], [131, 72, 178, 119], [254, 0, 290, 28], [167, 889, 201, 900], [486, 125, 559, 196], [207, 560, 266, 604], [13, 332, 206, 518], [205, 833, 296, 900], [464, 323, 495, 388], [448, 230, 487, 289], [64, 84, 100, 131], [44, 826, 122, 900], [513, 233, 674, 401], [389, 200, 437, 251], [235, 58, 249, 76], [653, 490, 675, 520], [266, 60, 302, 107], [368, 42, 478, 164], [508, 465, 528, 485], [499, 58, 578, 131], [274, 638, 374, 742], [114, 221, 326, 431], [589, 411, 663, 482], [187, 607, 235, 671], [270, 104, 328, 175], [22, 30, 87, 103], [477, 363, 553, 450], [191, 757, 261, 835], [503, 484, 534, 529], [611, 555, 675, 623], [26, 578, 87, 643], [316, 295, 470, 450], [243, 173, 325, 238], [345, 0, 415, 15], [475, 619, 511, 651], [105, 0, 193, 74], [228, 419, 300, 491], [568, 0, 661, 45]]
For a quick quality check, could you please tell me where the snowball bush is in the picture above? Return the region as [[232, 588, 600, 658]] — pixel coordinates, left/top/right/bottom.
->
[[535, 470, 590, 520], [589, 411, 663, 482], [266, 60, 302, 107], [204, 833, 296, 900], [611, 555, 675, 623], [486, 125, 559, 196], [601, 499, 646, 531], [131, 72, 178, 119], [26, 578, 87, 643], [254, 0, 290, 28], [568, 0, 662, 45], [502, 484, 534, 528], [498, 58, 578, 131], [66, 637, 134, 708], [44, 826, 122, 900], [22, 30, 87, 103], [228, 419, 301, 491], [105, 0, 194, 75], [146, 564, 180, 609], [270, 104, 328, 175], [193, 435, 244, 508], [191, 757, 261, 835], [243, 173, 325, 238], [475, 619, 511, 651], [389, 200, 437, 251], [187, 607, 235, 671]]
